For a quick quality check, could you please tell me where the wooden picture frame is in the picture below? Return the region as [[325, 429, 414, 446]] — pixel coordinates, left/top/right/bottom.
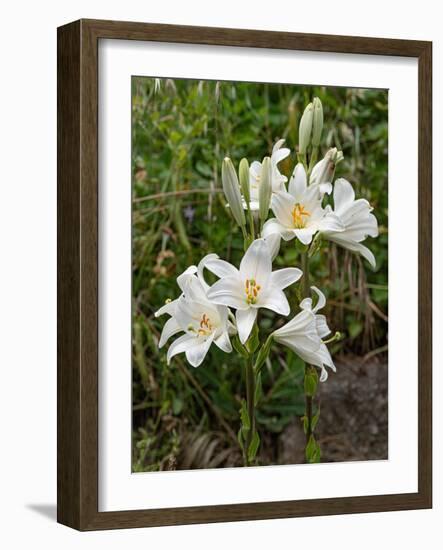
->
[[57, 18, 432, 530]]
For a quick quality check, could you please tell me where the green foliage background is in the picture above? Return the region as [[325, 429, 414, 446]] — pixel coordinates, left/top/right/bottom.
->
[[131, 77, 388, 471]]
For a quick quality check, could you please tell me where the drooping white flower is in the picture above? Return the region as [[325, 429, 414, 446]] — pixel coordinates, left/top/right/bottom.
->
[[206, 238, 302, 344], [321, 178, 379, 268], [273, 286, 336, 382], [262, 162, 344, 245], [155, 265, 234, 367], [300, 286, 333, 341], [247, 139, 290, 210]]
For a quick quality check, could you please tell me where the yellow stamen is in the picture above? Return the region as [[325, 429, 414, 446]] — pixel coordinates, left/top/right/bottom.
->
[[245, 279, 261, 305], [197, 313, 213, 336], [291, 203, 310, 229]]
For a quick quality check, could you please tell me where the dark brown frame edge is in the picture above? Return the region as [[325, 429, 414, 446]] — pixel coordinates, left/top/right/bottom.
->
[[57, 18, 432, 531]]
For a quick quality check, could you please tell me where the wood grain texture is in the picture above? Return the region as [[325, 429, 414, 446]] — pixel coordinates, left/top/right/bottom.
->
[[57, 19, 432, 531], [57, 20, 81, 528]]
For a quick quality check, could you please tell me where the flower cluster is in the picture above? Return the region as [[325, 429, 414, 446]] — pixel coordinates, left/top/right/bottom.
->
[[157, 237, 336, 381], [154, 96, 380, 464], [240, 140, 378, 268]]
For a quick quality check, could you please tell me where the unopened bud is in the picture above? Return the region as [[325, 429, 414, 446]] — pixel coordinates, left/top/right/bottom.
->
[[239, 158, 250, 208], [222, 157, 246, 228], [298, 102, 314, 155], [259, 157, 272, 224], [312, 97, 324, 147]]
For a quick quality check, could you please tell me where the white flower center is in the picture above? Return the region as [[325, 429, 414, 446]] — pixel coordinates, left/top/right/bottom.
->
[[291, 203, 310, 229], [245, 278, 261, 305]]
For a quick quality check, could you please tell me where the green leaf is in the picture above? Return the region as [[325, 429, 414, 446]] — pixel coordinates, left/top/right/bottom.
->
[[302, 415, 308, 435], [348, 320, 363, 339], [304, 368, 318, 397], [296, 240, 309, 254], [254, 335, 273, 372], [172, 397, 183, 415], [305, 435, 321, 463], [232, 336, 248, 358], [248, 431, 260, 462], [237, 428, 244, 451], [311, 405, 321, 432], [246, 323, 260, 354]]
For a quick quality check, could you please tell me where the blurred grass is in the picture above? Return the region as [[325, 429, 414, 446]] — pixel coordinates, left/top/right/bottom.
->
[[131, 77, 388, 471]]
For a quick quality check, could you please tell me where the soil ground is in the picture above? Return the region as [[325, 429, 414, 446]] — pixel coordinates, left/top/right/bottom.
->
[[280, 357, 388, 464]]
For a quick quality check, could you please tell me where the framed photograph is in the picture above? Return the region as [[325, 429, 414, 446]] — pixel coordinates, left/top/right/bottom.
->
[[57, 19, 432, 530]]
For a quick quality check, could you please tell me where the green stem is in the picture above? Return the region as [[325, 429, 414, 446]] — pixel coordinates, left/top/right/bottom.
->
[[297, 152, 308, 172], [307, 146, 318, 177], [246, 205, 255, 241], [301, 251, 314, 448], [245, 354, 255, 465]]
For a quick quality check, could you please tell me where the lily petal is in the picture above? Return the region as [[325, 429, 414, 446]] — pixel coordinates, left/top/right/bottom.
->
[[199, 253, 239, 280], [214, 331, 232, 353], [271, 267, 303, 290], [236, 308, 258, 344], [167, 333, 197, 364], [272, 138, 287, 154], [272, 147, 290, 165], [263, 232, 281, 261], [259, 287, 290, 315], [262, 218, 293, 241], [318, 211, 345, 233], [239, 239, 272, 285], [177, 265, 198, 292], [207, 276, 247, 310], [333, 178, 355, 211], [326, 236, 376, 268], [310, 286, 326, 313], [159, 316, 182, 348], [271, 191, 296, 227], [288, 163, 307, 199], [316, 314, 331, 338], [155, 298, 178, 317], [186, 334, 215, 367], [293, 227, 316, 245]]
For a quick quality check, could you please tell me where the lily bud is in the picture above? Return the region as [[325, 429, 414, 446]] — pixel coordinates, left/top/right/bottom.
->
[[239, 158, 250, 208], [259, 157, 272, 224], [298, 102, 314, 155], [312, 97, 324, 147], [222, 157, 246, 229]]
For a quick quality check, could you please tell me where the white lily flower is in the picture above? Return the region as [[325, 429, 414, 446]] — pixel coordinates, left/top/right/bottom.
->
[[155, 265, 234, 367], [247, 139, 290, 210], [309, 147, 343, 197], [290, 162, 332, 200], [154, 265, 199, 318], [300, 286, 333, 340], [273, 287, 336, 382], [262, 162, 344, 245], [206, 239, 302, 344], [322, 178, 379, 268]]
